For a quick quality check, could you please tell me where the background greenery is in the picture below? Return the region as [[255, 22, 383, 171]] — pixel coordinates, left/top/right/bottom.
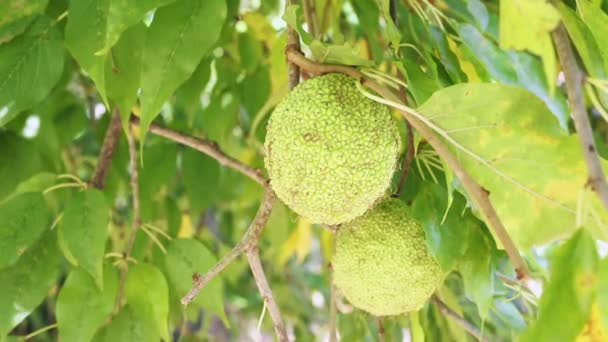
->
[[1, 0, 608, 340]]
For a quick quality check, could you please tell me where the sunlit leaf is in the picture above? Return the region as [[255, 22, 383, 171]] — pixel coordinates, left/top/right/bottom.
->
[[417, 83, 608, 248], [521, 229, 599, 342], [279, 218, 312, 266], [500, 0, 560, 90], [0, 0, 48, 27], [138, 0, 227, 141]]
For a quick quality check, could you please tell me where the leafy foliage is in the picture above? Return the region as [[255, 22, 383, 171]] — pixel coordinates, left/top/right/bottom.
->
[[1, 0, 607, 340]]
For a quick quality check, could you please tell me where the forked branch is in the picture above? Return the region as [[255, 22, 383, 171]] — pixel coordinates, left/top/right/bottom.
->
[[285, 49, 530, 280]]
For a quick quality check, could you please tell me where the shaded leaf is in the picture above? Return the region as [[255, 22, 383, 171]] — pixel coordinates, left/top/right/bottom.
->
[[0, 0, 48, 27], [521, 229, 599, 342], [0, 16, 64, 126], [0, 193, 49, 268], [417, 83, 606, 248], [164, 239, 227, 323], [139, 0, 227, 141], [0, 231, 60, 337], [58, 189, 109, 288], [181, 148, 220, 216], [56, 266, 119, 342], [0, 133, 43, 200], [92, 305, 158, 342], [411, 183, 473, 272], [126, 263, 170, 341], [459, 227, 493, 318]]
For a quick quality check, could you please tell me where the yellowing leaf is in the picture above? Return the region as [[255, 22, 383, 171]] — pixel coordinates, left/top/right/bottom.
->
[[500, 0, 560, 89], [279, 218, 312, 266], [416, 83, 608, 248]]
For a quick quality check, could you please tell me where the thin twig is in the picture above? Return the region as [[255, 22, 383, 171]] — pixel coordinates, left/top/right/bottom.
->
[[285, 49, 530, 280], [247, 247, 289, 341], [432, 296, 490, 342], [114, 123, 141, 313], [90, 109, 122, 189], [302, 0, 318, 38], [377, 317, 385, 342], [553, 25, 608, 210], [286, 0, 301, 90], [328, 234, 338, 342], [130, 116, 265, 185], [181, 187, 276, 304]]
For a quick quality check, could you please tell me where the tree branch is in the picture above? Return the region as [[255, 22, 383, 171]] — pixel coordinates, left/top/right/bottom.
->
[[285, 49, 530, 280], [114, 123, 141, 313], [180, 187, 287, 339], [302, 0, 318, 38], [130, 116, 266, 186], [553, 24, 608, 210], [90, 109, 122, 189], [246, 247, 289, 341], [286, 0, 301, 90], [432, 296, 490, 342]]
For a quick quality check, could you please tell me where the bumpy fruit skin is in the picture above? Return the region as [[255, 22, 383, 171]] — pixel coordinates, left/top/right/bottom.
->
[[332, 198, 442, 316], [264, 73, 400, 225]]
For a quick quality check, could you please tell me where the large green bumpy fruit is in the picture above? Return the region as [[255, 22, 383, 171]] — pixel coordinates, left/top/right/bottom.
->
[[264, 73, 400, 225], [332, 198, 442, 316]]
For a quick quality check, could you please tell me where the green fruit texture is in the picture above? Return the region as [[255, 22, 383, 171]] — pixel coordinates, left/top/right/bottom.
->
[[332, 198, 443, 316], [264, 73, 400, 225]]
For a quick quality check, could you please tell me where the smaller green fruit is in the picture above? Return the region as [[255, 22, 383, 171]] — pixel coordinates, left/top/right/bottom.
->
[[332, 198, 442, 316]]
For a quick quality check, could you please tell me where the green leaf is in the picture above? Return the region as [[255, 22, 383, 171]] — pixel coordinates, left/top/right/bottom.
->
[[557, 2, 608, 81], [164, 239, 227, 323], [521, 229, 599, 342], [181, 148, 220, 216], [58, 189, 110, 288], [0, 133, 43, 200], [283, 4, 373, 66], [599, 257, 608, 332], [578, 0, 608, 70], [373, 0, 401, 47], [459, 228, 493, 318], [125, 263, 170, 341], [0, 16, 64, 126], [0, 15, 35, 45], [0, 231, 60, 337], [0, 0, 48, 27], [56, 266, 119, 342], [99, 0, 175, 54], [500, 0, 560, 89], [139, 0, 227, 141], [105, 22, 146, 132], [7, 172, 56, 198], [65, 0, 110, 105], [416, 83, 607, 248], [92, 305, 158, 342], [411, 183, 474, 272], [0, 193, 49, 269]]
